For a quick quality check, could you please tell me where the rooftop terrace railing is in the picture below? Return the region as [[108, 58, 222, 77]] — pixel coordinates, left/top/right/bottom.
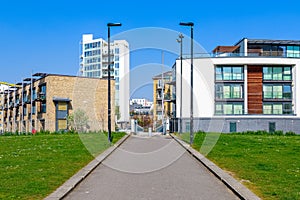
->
[[181, 51, 300, 59]]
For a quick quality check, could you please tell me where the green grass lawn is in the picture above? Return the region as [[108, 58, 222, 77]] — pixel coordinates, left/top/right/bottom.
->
[[182, 132, 300, 200], [0, 132, 125, 200]]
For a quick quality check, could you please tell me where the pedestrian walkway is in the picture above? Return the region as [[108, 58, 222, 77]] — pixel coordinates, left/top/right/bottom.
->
[[64, 135, 239, 200]]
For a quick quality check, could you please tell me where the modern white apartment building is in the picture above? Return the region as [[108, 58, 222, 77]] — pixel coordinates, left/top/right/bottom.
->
[[130, 98, 153, 107], [80, 34, 130, 123], [175, 38, 300, 133]]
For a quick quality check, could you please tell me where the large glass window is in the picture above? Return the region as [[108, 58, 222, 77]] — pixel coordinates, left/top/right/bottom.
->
[[215, 103, 243, 115], [216, 84, 243, 99], [287, 46, 300, 58], [263, 66, 292, 81], [215, 66, 244, 81], [263, 84, 291, 99], [263, 103, 293, 115]]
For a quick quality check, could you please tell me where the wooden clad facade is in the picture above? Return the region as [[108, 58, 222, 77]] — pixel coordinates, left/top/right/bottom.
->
[[247, 66, 263, 114]]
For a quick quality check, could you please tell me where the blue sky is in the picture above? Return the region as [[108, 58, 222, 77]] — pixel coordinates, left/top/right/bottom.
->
[[1, 0, 300, 100]]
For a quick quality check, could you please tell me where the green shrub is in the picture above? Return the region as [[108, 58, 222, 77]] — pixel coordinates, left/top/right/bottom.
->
[[285, 131, 296, 136], [273, 130, 284, 136]]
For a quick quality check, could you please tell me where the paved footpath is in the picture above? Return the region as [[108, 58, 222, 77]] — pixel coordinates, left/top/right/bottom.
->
[[64, 135, 239, 200]]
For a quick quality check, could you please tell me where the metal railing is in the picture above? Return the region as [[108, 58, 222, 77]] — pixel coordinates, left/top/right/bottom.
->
[[181, 51, 300, 59]]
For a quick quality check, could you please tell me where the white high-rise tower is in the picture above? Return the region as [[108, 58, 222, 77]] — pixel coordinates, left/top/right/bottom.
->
[[80, 34, 130, 123]]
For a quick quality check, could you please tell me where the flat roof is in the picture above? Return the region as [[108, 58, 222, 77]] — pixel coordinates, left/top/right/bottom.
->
[[248, 39, 300, 45], [152, 71, 172, 80]]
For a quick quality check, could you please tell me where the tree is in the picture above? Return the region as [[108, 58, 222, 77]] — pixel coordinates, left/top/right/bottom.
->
[[67, 109, 89, 133]]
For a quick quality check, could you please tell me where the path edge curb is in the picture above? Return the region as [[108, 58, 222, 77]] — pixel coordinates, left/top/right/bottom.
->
[[44, 133, 131, 200], [170, 133, 261, 200]]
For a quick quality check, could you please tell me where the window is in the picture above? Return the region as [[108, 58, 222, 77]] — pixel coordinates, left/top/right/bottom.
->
[[23, 106, 27, 116], [287, 46, 300, 58], [23, 92, 27, 102], [215, 103, 243, 115], [115, 63, 119, 69], [115, 55, 119, 62], [263, 84, 291, 99], [283, 67, 292, 80], [273, 67, 282, 80], [215, 104, 222, 115], [58, 102, 67, 111], [273, 85, 282, 98], [223, 104, 232, 114], [273, 104, 282, 114], [263, 66, 292, 81], [263, 103, 292, 115], [115, 48, 119, 54], [223, 67, 231, 80], [283, 85, 292, 99], [41, 103, 46, 113], [263, 104, 272, 114], [32, 88, 37, 100], [215, 66, 244, 81], [232, 67, 243, 80], [41, 85, 46, 95], [215, 84, 243, 99], [283, 103, 293, 114], [215, 67, 222, 80], [32, 104, 36, 114], [58, 119, 67, 130]]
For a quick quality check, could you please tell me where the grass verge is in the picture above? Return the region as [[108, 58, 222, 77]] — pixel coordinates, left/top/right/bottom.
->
[[182, 132, 300, 200], [0, 132, 126, 200]]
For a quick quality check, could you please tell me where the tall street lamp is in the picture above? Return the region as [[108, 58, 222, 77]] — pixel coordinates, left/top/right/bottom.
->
[[176, 33, 184, 134], [107, 22, 122, 144], [179, 22, 194, 144]]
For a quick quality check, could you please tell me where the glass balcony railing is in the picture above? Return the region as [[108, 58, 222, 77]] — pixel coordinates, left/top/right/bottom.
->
[[181, 51, 300, 59]]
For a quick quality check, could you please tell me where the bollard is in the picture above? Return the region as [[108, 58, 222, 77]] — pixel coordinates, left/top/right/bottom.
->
[[148, 127, 152, 137]]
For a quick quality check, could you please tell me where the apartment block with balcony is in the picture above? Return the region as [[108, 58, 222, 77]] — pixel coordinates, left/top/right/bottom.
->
[[0, 84, 10, 133], [80, 34, 130, 124], [176, 38, 300, 133], [1, 73, 115, 133], [152, 71, 175, 123]]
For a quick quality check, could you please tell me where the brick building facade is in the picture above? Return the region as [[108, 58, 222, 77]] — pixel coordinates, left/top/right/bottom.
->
[[1, 73, 114, 133]]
